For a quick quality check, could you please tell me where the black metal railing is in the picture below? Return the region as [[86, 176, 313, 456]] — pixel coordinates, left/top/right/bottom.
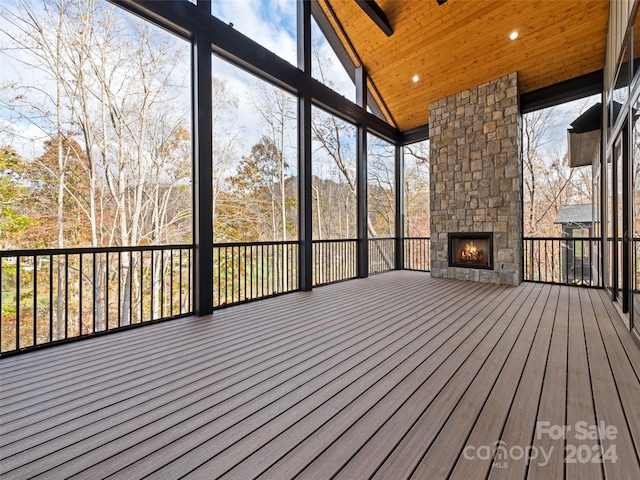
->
[[635, 239, 640, 292], [213, 241, 299, 307], [404, 237, 431, 271], [0, 236, 435, 354], [523, 237, 602, 286], [369, 237, 395, 274], [312, 239, 358, 286], [0, 245, 193, 354]]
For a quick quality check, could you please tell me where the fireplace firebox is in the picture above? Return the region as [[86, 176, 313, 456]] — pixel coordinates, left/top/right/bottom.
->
[[448, 232, 494, 270]]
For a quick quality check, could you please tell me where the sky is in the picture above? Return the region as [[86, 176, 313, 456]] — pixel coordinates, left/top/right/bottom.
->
[[526, 94, 601, 161]]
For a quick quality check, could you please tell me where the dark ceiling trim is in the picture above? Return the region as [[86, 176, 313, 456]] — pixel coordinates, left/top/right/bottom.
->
[[400, 124, 430, 145], [520, 69, 604, 114], [110, 0, 401, 143], [355, 0, 393, 37]]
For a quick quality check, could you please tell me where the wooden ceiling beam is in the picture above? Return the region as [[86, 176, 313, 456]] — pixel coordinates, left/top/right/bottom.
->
[[355, 0, 393, 37]]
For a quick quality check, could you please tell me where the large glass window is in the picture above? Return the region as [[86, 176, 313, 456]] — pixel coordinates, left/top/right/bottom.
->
[[0, 0, 192, 249], [607, 141, 615, 292], [522, 96, 600, 237], [368, 134, 395, 273], [0, 0, 192, 341], [617, 133, 625, 293], [311, 17, 355, 103], [404, 140, 430, 238], [367, 134, 395, 238], [211, 0, 297, 66], [212, 57, 298, 242], [612, 44, 629, 128], [310, 107, 357, 284], [311, 107, 357, 239], [633, 98, 640, 331]]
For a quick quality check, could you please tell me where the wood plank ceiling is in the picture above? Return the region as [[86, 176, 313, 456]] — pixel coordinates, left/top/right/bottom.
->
[[320, 0, 610, 131]]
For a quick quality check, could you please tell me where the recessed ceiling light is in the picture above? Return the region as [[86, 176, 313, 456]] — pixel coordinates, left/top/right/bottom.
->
[[509, 31, 519, 41], [412, 74, 420, 83]]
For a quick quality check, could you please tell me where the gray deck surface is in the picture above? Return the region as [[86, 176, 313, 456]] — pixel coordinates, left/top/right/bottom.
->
[[1, 271, 639, 479]]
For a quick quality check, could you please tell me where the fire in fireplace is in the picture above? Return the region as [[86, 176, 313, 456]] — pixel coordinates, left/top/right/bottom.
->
[[448, 232, 494, 269]]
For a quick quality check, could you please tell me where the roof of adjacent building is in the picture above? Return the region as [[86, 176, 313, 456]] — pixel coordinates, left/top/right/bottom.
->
[[554, 204, 593, 224]]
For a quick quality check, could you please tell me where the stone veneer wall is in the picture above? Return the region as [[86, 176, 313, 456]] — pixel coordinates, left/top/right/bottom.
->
[[429, 72, 522, 286]]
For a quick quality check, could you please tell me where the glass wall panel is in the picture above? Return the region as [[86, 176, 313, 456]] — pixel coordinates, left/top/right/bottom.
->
[[211, 0, 297, 66], [0, 0, 192, 248], [0, 0, 192, 336], [311, 107, 357, 239], [634, 98, 640, 332], [403, 140, 430, 238], [612, 45, 629, 128], [367, 134, 395, 238], [592, 153, 602, 286], [607, 142, 616, 292], [368, 134, 395, 273], [211, 56, 298, 242], [310, 107, 357, 284], [522, 96, 599, 237], [617, 134, 625, 293], [311, 17, 355, 103]]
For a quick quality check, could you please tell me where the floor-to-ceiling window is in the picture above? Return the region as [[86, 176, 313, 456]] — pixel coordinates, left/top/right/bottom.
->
[[633, 97, 639, 335], [632, 5, 640, 336], [367, 134, 395, 273], [605, 5, 639, 337], [0, 0, 193, 345]]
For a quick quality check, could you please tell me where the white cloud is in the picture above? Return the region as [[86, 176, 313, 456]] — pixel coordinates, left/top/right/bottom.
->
[[212, 0, 297, 65]]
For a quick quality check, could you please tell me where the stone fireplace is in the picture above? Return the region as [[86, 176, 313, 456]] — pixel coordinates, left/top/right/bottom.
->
[[430, 72, 522, 286]]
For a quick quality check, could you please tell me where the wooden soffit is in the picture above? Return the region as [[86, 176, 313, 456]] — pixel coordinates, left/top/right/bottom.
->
[[319, 0, 609, 131]]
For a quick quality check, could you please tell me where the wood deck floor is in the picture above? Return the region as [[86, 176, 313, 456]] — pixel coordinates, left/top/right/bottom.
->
[[1, 271, 639, 480]]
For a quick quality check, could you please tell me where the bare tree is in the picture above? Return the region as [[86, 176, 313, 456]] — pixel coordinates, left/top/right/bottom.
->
[[404, 141, 430, 237], [251, 83, 296, 242], [212, 77, 241, 239], [523, 108, 554, 235]]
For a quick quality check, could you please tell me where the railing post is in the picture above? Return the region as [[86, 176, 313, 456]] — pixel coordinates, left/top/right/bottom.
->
[[192, 25, 214, 316], [297, 0, 313, 291], [356, 65, 368, 278], [395, 145, 404, 269]]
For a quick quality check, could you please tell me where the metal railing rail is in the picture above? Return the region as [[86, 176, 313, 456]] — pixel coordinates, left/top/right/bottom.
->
[[635, 238, 640, 293], [312, 239, 358, 286], [9, 235, 629, 354], [213, 241, 299, 307], [1, 244, 193, 354], [404, 237, 431, 272], [1, 237, 437, 355], [523, 237, 602, 287], [369, 237, 396, 274]]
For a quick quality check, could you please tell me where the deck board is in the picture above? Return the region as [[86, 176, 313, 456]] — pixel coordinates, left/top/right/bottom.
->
[[580, 288, 640, 479], [367, 284, 543, 480], [426, 284, 556, 480], [1, 271, 638, 480]]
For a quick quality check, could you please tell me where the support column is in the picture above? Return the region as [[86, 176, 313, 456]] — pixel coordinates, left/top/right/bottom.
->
[[356, 66, 368, 278], [192, 28, 214, 315], [297, 0, 313, 291], [395, 144, 404, 269]]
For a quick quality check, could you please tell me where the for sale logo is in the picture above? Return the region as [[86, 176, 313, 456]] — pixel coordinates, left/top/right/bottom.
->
[[462, 421, 618, 469], [536, 420, 618, 465]]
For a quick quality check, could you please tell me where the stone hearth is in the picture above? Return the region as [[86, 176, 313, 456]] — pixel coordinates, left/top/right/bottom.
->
[[429, 72, 522, 286]]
